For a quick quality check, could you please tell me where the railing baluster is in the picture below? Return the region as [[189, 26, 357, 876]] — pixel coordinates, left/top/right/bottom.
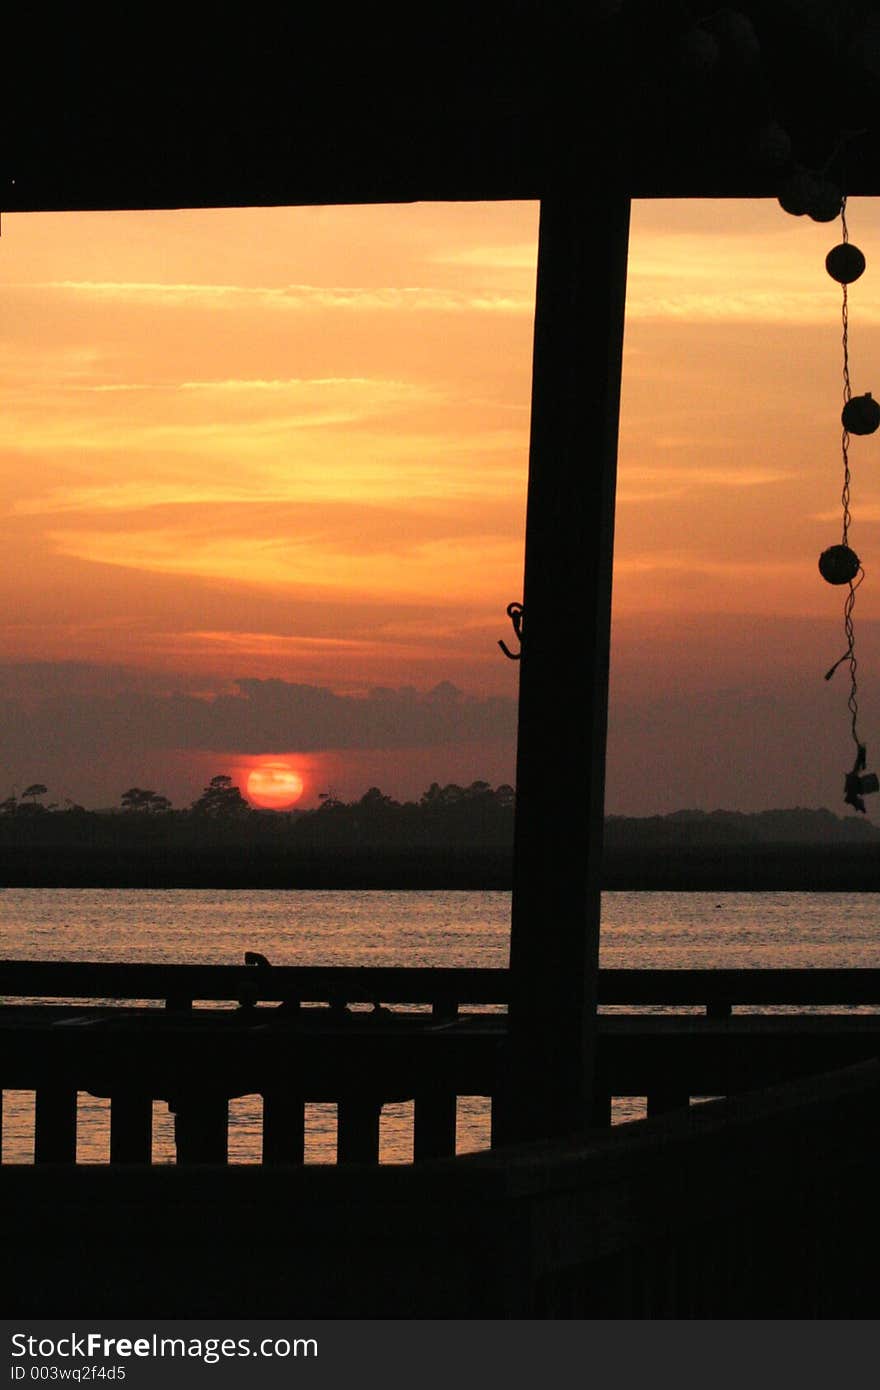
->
[[109, 1091, 153, 1163], [262, 1090, 306, 1164], [590, 1092, 613, 1128], [34, 1084, 78, 1163], [647, 1090, 690, 1118], [413, 1089, 457, 1160], [432, 1000, 459, 1024], [336, 1096, 382, 1163], [172, 1093, 228, 1164]]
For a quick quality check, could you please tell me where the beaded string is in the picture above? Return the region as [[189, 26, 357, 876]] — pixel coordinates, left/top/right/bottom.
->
[[818, 198, 879, 811], [834, 200, 864, 756]]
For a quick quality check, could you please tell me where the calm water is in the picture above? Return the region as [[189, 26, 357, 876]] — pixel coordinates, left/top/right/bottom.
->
[[3, 888, 879, 1163]]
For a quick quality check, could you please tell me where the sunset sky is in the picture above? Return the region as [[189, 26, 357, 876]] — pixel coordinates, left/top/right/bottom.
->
[[3, 197, 880, 816]]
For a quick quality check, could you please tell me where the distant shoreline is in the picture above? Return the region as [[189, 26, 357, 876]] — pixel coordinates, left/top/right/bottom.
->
[[3, 845, 880, 891]]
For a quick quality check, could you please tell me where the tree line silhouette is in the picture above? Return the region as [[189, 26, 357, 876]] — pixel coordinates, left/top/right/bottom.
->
[[0, 776, 516, 849]]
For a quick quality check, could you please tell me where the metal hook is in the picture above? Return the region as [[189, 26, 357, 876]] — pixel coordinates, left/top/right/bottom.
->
[[498, 601, 523, 660]]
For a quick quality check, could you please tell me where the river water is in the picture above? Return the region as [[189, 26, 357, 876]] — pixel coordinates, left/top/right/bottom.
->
[[2, 888, 878, 1163]]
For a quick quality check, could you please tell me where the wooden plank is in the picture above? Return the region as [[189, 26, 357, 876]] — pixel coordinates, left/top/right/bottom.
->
[[0, 960, 509, 1005], [599, 968, 880, 1006], [34, 1085, 78, 1163], [502, 183, 631, 1143], [109, 1092, 153, 1164], [262, 1090, 305, 1165], [8, 960, 880, 1009]]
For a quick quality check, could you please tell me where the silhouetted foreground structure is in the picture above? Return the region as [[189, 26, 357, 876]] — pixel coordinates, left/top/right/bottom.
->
[[5, 962, 880, 1315], [5, 3, 880, 1315]]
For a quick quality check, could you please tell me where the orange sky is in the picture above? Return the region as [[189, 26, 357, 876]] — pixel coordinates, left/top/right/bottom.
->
[[3, 198, 880, 814]]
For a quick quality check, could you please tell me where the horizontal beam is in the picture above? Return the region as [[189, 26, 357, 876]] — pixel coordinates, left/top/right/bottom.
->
[[6, 961, 880, 1007], [0, 961, 508, 1005], [4, 6, 880, 215], [6, 1014, 880, 1113]]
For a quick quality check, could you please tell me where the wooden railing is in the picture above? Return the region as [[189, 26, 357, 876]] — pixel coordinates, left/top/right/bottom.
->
[[4, 960, 880, 1168], [7, 959, 880, 1009], [5, 1060, 880, 1316]]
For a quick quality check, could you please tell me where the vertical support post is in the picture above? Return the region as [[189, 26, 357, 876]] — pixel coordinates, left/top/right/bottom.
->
[[591, 1091, 614, 1129], [110, 1091, 153, 1163], [173, 1094, 228, 1164], [500, 188, 631, 1144], [34, 1085, 78, 1163], [413, 1089, 457, 1161], [262, 1090, 306, 1164], [646, 1090, 689, 1119], [336, 1096, 382, 1164]]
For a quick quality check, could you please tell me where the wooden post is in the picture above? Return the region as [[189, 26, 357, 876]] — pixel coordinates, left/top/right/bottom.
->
[[413, 1089, 457, 1160], [336, 1096, 382, 1164], [262, 1090, 306, 1165], [591, 1091, 614, 1129], [34, 1085, 78, 1163], [646, 1090, 690, 1119], [173, 1094, 228, 1164], [110, 1091, 153, 1163], [500, 187, 631, 1144]]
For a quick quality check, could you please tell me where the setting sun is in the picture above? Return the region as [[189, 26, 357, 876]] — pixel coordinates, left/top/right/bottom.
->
[[246, 763, 305, 809]]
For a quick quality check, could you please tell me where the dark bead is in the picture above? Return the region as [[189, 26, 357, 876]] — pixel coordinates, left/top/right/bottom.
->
[[807, 179, 844, 223], [826, 243, 866, 284], [778, 169, 815, 216], [842, 393, 880, 435], [819, 545, 861, 585]]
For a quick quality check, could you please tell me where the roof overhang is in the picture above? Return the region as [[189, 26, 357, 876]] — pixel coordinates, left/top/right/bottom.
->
[[4, 4, 880, 212]]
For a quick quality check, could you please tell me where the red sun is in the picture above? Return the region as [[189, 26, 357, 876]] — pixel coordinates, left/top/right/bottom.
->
[[246, 763, 305, 809]]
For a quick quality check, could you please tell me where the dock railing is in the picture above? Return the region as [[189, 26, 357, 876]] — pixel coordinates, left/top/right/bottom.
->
[[7, 959, 880, 1009], [5, 961, 880, 1167]]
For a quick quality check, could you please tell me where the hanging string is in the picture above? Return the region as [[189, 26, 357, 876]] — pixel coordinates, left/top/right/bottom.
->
[[779, 155, 877, 808], [831, 197, 865, 755], [841, 199, 853, 546]]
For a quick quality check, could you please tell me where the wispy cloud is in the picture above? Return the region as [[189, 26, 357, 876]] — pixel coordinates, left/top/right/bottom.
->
[[30, 281, 533, 315], [617, 463, 794, 500], [625, 229, 879, 323], [152, 629, 470, 668], [13, 484, 265, 516], [429, 244, 537, 272], [615, 552, 803, 578], [44, 522, 522, 602], [82, 375, 420, 395], [810, 502, 880, 523]]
